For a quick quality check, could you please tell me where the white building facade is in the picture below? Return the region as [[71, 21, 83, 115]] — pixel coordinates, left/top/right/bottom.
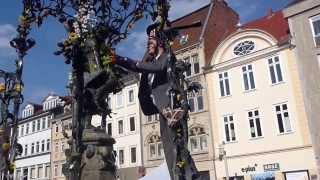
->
[[91, 74, 143, 179], [14, 95, 65, 180]]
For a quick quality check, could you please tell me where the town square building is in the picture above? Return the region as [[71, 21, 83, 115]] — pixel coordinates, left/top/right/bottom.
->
[[14, 95, 69, 180], [205, 9, 317, 180]]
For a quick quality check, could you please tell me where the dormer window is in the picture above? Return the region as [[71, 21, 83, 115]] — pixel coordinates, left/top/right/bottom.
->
[[43, 96, 59, 111], [22, 105, 34, 118]]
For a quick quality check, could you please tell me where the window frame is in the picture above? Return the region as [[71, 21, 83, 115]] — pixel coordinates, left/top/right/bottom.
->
[[218, 71, 231, 97], [309, 14, 320, 47], [247, 109, 263, 139], [268, 56, 284, 85], [242, 64, 256, 91], [223, 114, 237, 143], [274, 102, 293, 134], [128, 89, 135, 104], [130, 146, 137, 164]]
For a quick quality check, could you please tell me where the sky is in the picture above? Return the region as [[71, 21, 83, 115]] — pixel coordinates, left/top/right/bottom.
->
[[0, 0, 293, 105]]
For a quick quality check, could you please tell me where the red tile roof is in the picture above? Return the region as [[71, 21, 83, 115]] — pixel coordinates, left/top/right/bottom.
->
[[171, 4, 210, 50], [241, 10, 290, 45], [170, 1, 239, 65]]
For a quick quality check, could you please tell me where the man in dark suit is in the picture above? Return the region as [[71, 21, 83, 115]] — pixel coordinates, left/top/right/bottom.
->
[[115, 28, 200, 180]]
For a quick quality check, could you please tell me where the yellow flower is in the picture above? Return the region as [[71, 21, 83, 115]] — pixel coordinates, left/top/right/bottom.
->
[[2, 143, 10, 152], [69, 32, 79, 42], [14, 83, 23, 93], [176, 161, 185, 168], [0, 83, 5, 93], [8, 162, 15, 172]]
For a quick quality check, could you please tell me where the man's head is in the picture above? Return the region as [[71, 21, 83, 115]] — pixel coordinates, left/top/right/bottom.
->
[[147, 28, 165, 57], [147, 37, 158, 56]]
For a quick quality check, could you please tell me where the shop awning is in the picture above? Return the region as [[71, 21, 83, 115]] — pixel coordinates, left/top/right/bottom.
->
[[251, 172, 275, 180]]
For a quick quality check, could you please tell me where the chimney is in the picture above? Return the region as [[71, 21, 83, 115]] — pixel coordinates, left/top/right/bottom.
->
[[267, 8, 274, 18]]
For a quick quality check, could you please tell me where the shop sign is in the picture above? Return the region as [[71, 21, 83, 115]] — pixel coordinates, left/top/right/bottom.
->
[[263, 163, 280, 172], [241, 164, 257, 173]]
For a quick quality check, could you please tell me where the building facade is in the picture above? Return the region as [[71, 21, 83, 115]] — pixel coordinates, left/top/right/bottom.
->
[[14, 95, 67, 180], [141, 1, 239, 179], [91, 73, 143, 180], [50, 107, 71, 180], [205, 10, 317, 180], [283, 1, 320, 177]]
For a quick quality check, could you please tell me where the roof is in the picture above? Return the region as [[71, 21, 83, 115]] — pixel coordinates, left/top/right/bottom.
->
[[170, 0, 239, 65], [171, 4, 210, 50], [241, 10, 290, 45]]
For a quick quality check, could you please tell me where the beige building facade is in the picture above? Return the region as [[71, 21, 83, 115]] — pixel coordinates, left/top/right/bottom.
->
[[51, 105, 72, 180], [205, 11, 317, 180]]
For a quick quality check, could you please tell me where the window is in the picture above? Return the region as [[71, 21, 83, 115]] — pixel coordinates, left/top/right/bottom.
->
[[31, 143, 35, 154], [26, 123, 29, 134], [146, 114, 159, 123], [30, 167, 36, 179], [223, 115, 236, 142], [119, 149, 124, 165], [20, 125, 24, 136], [54, 165, 58, 176], [219, 72, 231, 97], [42, 118, 46, 129], [32, 121, 36, 132], [188, 90, 204, 112], [24, 145, 28, 156], [184, 57, 191, 77], [17, 127, 19, 137], [36, 141, 40, 153], [192, 54, 200, 74], [16, 169, 21, 179], [61, 142, 65, 152], [268, 56, 283, 84], [37, 119, 41, 131], [116, 92, 123, 107], [233, 41, 255, 56], [55, 125, 59, 133], [41, 140, 45, 152], [47, 117, 50, 128], [107, 123, 112, 136], [188, 98, 195, 112], [47, 139, 50, 151], [45, 164, 50, 178], [248, 110, 262, 138], [129, 117, 135, 132], [242, 64, 255, 91], [130, 147, 137, 163], [275, 103, 292, 133], [189, 127, 208, 153], [148, 135, 163, 159], [55, 142, 59, 152], [310, 15, 320, 47], [38, 166, 43, 178], [128, 89, 134, 103], [118, 120, 124, 135]]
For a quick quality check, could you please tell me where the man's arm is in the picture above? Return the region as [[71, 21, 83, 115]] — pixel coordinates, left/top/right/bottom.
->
[[116, 53, 168, 73], [135, 53, 168, 73]]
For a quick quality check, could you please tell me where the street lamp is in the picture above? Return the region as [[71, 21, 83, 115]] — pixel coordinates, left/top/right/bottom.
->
[[218, 141, 230, 180]]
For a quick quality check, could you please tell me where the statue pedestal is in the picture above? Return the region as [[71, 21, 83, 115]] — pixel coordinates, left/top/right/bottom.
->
[[80, 128, 116, 180]]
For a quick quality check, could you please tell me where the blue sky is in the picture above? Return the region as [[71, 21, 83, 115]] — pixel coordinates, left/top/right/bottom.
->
[[0, 0, 292, 105]]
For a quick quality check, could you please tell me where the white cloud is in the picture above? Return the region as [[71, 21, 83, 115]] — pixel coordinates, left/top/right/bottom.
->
[[0, 24, 16, 57], [169, 0, 210, 19]]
